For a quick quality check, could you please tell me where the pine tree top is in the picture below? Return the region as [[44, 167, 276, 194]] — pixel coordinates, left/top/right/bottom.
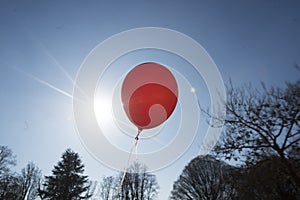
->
[[39, 148, 91, 200]]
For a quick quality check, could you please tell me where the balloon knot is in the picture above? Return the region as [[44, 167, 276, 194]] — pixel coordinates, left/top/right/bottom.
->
[[135, 129, 142, 141]]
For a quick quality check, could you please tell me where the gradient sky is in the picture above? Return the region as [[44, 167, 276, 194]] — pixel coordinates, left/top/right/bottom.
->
[[1, 1, 300, 199]]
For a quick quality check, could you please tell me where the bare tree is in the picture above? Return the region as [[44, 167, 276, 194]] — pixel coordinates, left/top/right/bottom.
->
[[119, 163, 159, 200], [0, 146, 19, 199], [100, 162, 159, 200], [0, 173, 22, 200], [212, 80, 300, 188], [19, 162, 42, 200], [0, 146, 16, 175], [99, 176, 114, 200], [170, 155, 238, 200]]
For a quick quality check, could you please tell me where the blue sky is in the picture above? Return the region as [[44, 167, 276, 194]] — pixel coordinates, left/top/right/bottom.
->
[[1, 0, 300, 199]]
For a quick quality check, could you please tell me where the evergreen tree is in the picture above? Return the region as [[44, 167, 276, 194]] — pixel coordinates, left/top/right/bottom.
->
[[38, 149, 92, 200]]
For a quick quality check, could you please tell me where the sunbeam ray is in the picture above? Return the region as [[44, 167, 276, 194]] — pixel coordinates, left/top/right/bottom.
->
[[34, 40, 88, 99], [22, 26, 88, 99], [13, 67, 85, 104]]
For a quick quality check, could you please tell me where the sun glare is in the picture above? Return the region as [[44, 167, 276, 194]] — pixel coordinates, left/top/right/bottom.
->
[[94, 94, 112, 125]]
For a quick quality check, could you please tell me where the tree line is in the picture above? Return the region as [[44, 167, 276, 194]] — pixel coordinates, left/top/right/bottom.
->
[[171, 79, 299, 199], [0, 146, 41, 199], [170, 154, 299, 199], [0, 147, 159, 200], [0, 79, 299, 199]]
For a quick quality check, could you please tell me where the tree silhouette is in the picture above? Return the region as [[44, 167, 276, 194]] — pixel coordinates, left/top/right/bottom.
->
[[212, 80, 300, 188], [38, 148, 93, 200], [0, 146, 18, 199], [99, 162, 159, 200], [0, 173, 21, 200], [118, 163, 159, 200], [170, 155, 238, 200], [0, 162, 42, 200], [0, 146, 16, 175], [19, 162, 41, 200], [99, 176, 115, 200], [237, 155, 300, 200]]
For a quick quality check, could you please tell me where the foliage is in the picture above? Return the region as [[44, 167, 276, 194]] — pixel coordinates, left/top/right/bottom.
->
[[38, 148, 93, 200]]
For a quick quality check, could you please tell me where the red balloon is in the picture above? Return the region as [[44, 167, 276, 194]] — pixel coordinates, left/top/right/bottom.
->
[[121, 62, 178, 130]]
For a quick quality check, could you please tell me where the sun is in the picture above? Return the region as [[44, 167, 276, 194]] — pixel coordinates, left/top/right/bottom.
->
[[94, 93, 113, 125]]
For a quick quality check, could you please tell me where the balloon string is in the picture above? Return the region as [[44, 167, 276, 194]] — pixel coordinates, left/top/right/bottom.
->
[[135, 129, 141, 160], [119, 143, 134, 192], [135, 141, 139, 160], [119, 129, 142, 191]]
